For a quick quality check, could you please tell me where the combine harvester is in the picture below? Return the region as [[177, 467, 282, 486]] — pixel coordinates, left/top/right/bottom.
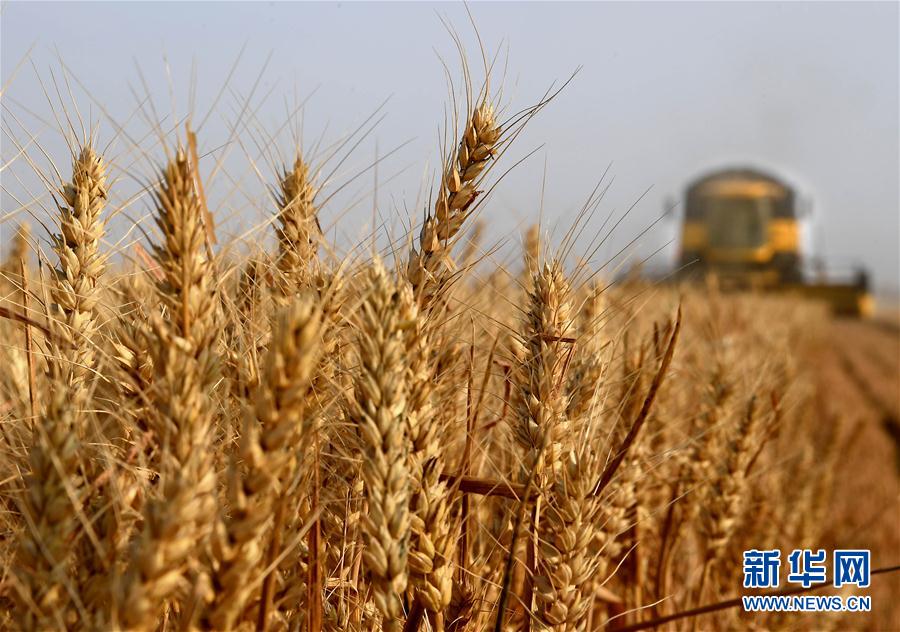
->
[[675, 167, 872, 317]]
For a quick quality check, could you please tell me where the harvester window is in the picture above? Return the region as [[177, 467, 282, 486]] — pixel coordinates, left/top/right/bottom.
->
[[706, 197, 770, 249]]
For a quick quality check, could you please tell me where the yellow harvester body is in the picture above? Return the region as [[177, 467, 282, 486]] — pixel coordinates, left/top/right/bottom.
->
[[678, 168, 872, 316]]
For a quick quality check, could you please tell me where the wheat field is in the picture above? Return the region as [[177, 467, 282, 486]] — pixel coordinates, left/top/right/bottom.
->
[[0, 49, 898, 632]]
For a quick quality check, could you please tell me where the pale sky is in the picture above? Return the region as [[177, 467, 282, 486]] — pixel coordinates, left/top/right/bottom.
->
[[2, 2, 898, 294]]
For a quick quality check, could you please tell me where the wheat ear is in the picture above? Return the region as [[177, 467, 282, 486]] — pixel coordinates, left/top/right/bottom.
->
[[535, 445, 604, 630], [13, 374, 85, 630], [407, 100, 501, 309], [119, 147, 220, 630], [566, 282, 606, 420], [207, 296, 323, 629], [402, 285, 455, 621], [505, 259, 575, 626], [275, 155, 321, 294], [698, 396, 760, 601], [1, 222, 30, 292], [349, 262, 411, 631], [511, 260, 574, 474], [48, 144, 108, 393], [13, 145, 108, 630]]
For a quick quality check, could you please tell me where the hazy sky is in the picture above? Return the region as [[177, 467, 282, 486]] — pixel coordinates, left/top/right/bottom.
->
[[2, 2, 898, 293]]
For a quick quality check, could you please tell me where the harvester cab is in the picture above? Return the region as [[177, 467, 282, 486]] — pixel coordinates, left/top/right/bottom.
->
[[675, 167, 872, 317]]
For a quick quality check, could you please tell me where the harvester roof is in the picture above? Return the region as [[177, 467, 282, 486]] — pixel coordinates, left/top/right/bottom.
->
[[685, 166, 796, 219]]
